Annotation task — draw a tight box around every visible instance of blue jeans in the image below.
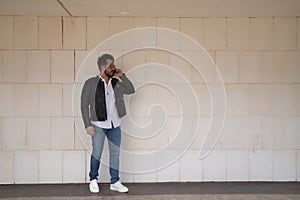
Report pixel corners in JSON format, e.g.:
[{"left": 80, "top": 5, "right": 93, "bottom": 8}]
[{"left": 89, "top": 125, "right": 121, "bottom": 183}]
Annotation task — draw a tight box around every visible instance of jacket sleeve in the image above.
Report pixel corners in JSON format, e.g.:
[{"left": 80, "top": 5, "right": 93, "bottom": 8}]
[
  {"left": 119, "top": 73, "right": 135, "bottom": 94},
  {"left": 81, "top": 80, "right": 92, "bottom": 128}
]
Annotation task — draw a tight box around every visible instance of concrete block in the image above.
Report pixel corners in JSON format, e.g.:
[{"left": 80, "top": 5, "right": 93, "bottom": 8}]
[
  {"left": 51, "top": 50, "right": 74, "bottom": 83},
  {"left": 203, "top": 18, "right": 226, "bottom": 50},
  {"left": 262, "top": 51, "right": 286, "bottom": 83},
  {"left": 26, "top": 117, "right": 51, "bottom": 150},
  {"left": 297, "top": 85, "right": 300, "bottom": 115},
  {"left": 250, "top": 150, "right": 272, "bottom": 181},
  {"left": 298, "top": 18, "right": 300, "bottom": 50},
  {"left": 75, "top": 50, "right": 89, "bottom": 78},
  {"left": 216, "top": 51, "right": 239, "bottom": 83},
  {"left": 203, "top": 150, "right": 226, "bottom": 181},
  {"left": 74, "top": 116, "right": 90, "bottom": 150},
  {"left": 2, "top": 117, "right": 26, "bottom": 150},
  {"left": 250, "top": 18, "right": 273, "bottom": 50},
  {"left": 227, "top": 18, "right": 249, "bottom": 50},
  {"left": 87, "top": 17, "right": 110, "bottom": 49},
  {"left": 168, "top": 53, "right": 192, "bottom": 83},
  {"left": 133, "top": 153, "right": 156, "bottom": 182},
  {"left": 249, "top": 84, "right": 273, "bottom": 115},
  {"left": 63, "top": 151, "right": 85, "bottom": 183},
  {"left": 157, "top": 17, "right": 180, "bottom": 30},
  {"left": 273, "top": 17, "right": 297, "bottom": 50},
  {"left": 0, "top": 118, "right": 2, "bottom": 150},
  {"left": 26, "top": 50, "right": 51, "bottom": 83},
  {"left": 219, "top": 117, "right": 261, "bottom": 149},
  {"left": 39, "top": 17, "right": 62, "bottom": 49},
  {"left": 109, "top": 17, "right": 134, "bottom": 50},
  {"left": 15, "top": 151, "right": 38, "bottom": 183},
  {"left": 2, "top": 50, "right": 26, "bottom": 83},
  {"left": 110, "top": 17, "right": 134, "bottom": 35},
  {"left": 297, "top": 150, "right": 300, "bottom": 181},
  {"left": 63, "top": 84, "right": 73, "bottom": 116},
  {"left": 180, "top": 150, "right": 202, "bottom": 181},
  {"left": 51, "top": 117, "right": 74, "bottom": 150},
  {"left": 121, "top": 116, "right": 169, "bottom": 151},
  {"left": 227, "top": 150, "right": 249, "bottom": 181},
  {"left": 133, "top": 17, "right": 156, "bottom": 27},
  {"left": 39, "top": 151, "right": 62, "bottom": 183},
  {"left": 145, "top": 49, "right": 169, "bottom": 65},
  {"left": 0, "top": 16, "right": 14, "bottom": 49},
  {"left": 262, "top": 117, "right": 285, "bottom": 150},
  {"left": 38, "top": 84, "right": 62, "bottom": 116},
  {"left": 0, "top": 151, "right": 14, "bottom": 184},
  {"left": 273, "top": 151, "right": 296, "bottom": 181},
  {"left": 180, "top": 18, "right": 203, "bottom": 46},
  {"left": 156, "top": 151, "right": 180, "bottom": 182},
  {"left": 157, "top": 18, "right": 180, "bottom": 50},
  {"left": 238, "top": 51, "right": 262, "bottom": 83},
  {"left": 286, "top": 51, "right": 300, "bottom": 83},
  {"left": 285, "top": 117, "right": 300, "bottom": 149},
  {"left": 122, "top": 50, "right": 146, "bottom": 71},
  {"left": 272, "top": 84, "right": 295, "bottom": 116},
  {"left": 14, "top": 84, "right": 38, "bottom": 116},
  {"left": 0, "top": 84, "right": 14, "bottom": 116},
  {"left": 63, "top": 17, "right": 86, "bottom": 49},
  {"left": 14, "top": 16, "right": 38, "bottom": 49},
  {"left": 226, "top": 84, "right": 249, "bottom": 116},
  {"left": 191, "top": 84, "right": 211, "bottom": 116}
]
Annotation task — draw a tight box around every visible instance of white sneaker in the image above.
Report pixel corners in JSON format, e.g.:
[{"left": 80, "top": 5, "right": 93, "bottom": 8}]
[
  {"left": 110, "top": 181, "right": 129, "bottom": 193},
  {"left": 89, "top": 179, "right": 99, "bottom": 193}
]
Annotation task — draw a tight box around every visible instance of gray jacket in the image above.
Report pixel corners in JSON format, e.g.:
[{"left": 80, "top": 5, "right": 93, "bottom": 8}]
[{"left": 81, "top": 74, "right": 135, "bottom": 128}]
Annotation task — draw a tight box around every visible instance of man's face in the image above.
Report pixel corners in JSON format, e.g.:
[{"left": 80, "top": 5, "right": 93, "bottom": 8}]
[{"left": 104, "top": 60, "right": 116, "bottom": 78}]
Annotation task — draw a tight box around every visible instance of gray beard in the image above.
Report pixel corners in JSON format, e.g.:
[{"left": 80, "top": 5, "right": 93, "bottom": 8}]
[{"left": 104, "top": 69, "right": 114, "bottom": 78}]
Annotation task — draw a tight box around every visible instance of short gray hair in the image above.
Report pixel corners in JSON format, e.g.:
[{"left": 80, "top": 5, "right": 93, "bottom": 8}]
[{"left": 97, "top": 54, "right": 114, "bottom": 69}]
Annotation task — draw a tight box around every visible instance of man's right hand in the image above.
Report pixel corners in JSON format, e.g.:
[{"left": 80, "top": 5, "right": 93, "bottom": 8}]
[{"left": 86, "top": 126, "right": 95, "bottom": 136}]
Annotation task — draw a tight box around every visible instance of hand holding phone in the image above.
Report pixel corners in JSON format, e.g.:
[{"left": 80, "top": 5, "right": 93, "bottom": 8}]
[{"left": 114, "top": 68, "right": 123, "bottom": 77}]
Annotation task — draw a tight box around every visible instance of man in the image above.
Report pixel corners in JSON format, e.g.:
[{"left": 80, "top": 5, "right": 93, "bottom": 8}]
[{"left": 81, "top": 54, "right": 135, "bottom": 193}]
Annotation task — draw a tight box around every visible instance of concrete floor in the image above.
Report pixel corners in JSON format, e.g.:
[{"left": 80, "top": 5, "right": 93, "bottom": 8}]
[{"left": 0, "top": 182, "right": 300, "bottom": 200}]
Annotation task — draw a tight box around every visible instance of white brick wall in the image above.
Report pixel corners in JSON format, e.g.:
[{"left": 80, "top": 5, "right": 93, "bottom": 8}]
[
  {"left": 250, "top": 150, "right": 273, "bottom": 181},
  {"left": 63, "top": 17, "right": 86, "bottom": 50},
  {"left": 238, "top": 51, "right": 262, "bottom": 83},
  {"left": 0, "top": 16, "right": 14, "bottom": 49},
  {"left": 250, "top": 18, "right": 273, "bottom": 50},
  {"left": 38, "top": 84, "right": 62, "bottom": 116},
  {"left": 38, "top": 17, "right": 62, "bottom": 49},
  {"left": 227, "top": 18, "right": 249, "bottom": 50},
  {"left": 39, "top": 151, "right": 63, "bottom": 183},
  {"left": 203, "top": 18, "right": 226, "bottom": 50},
  {"left": 87, "top": 17, "right": 110, "bottom": 50},
  {"left": 26, "top": 51, "right": 51, "bottom": 83},
  {"left": 14, "top": 16, "right": 38, "bottom": 49},
  {"left": 216, "top": 51, "right": 239, "bottom": 83},
  {"left": 2, "top": 118, "right": 26, "bottom": 150},
  {"left": 50, "top": 117, "right": 74, "bottom": 150},
  {"left": 0, "top": 151, "right": 14, "bottom": 184},
  {"left": 14, "top": 84, "right": 38, "bottom": 116},
  {"left": 26, "top": 117, "right": 51, "bottom": 150},
  {"left": 273, "top": 17, "right": 297, "bottom": 50},
  {"left": 226, "top": 150, "right": 249, "bottom": 181},
  {"left": 0, "top": 84, "right": 14, "bottom": 116},
  {"left": 0, "top": 15, "right": 299, "bottom": 184},
  {"left": 51, "top": 50, "right": 74, "bottom": 83},
  {"left": 2, "top": 51, "right": 26, "bottom": 83},
  {"left": 15, "top": 151, "right": 39, "bottom": 183},
  {"left": 62, "top": 151, "right": 85, "bottom": 183}
]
